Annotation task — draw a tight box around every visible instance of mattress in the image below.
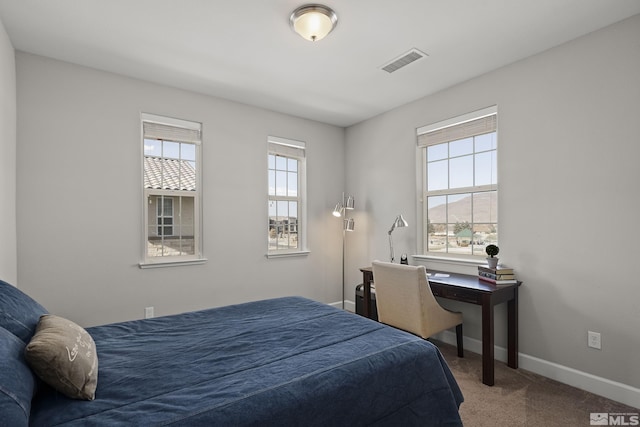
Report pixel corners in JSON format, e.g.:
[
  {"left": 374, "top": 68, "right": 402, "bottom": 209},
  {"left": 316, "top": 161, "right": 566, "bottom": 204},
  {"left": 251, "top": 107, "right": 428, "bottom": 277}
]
[{"left": 30, "top": 296, "right": 463, "bottom": 426}]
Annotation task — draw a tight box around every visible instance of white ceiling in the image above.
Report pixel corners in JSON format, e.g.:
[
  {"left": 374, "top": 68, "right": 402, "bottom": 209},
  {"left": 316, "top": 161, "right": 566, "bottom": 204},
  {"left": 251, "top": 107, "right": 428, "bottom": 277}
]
[{"left": 1, "top": 1, "right": 639, "bottom": 127}]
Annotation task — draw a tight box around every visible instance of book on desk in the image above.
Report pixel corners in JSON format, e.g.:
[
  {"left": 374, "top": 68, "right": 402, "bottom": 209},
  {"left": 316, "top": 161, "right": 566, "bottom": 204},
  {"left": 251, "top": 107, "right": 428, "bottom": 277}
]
[{"left": 478, "top": 266, "right": 518, "bottom": 285}]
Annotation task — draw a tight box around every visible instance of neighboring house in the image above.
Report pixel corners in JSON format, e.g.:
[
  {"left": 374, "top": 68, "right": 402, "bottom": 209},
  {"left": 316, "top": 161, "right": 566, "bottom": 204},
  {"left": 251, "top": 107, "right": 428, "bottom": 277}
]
[
  {"left": 143, "top": 156, "right": 196, "bottom": 240},
  {"left": 454, "top": 228, "right": 473, "bottom": 247}
]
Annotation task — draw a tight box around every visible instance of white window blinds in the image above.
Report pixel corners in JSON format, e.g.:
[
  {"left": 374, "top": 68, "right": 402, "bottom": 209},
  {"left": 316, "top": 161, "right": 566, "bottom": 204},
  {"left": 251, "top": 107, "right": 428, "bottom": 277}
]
[
  {"left": 142, "top": 113, "right": 202, "bottom": 144},
  {"left": 417, "top": 106, "right": 497, "bottom": 147},
  {"left": 268, "top": 136, "right": 306, "bottom": 158}
]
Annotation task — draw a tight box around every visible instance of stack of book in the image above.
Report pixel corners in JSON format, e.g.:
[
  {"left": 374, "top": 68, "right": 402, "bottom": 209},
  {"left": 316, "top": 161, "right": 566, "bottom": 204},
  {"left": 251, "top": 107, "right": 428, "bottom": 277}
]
[{"left": 478, "top": 265, "right": 518, "bottom": 285}]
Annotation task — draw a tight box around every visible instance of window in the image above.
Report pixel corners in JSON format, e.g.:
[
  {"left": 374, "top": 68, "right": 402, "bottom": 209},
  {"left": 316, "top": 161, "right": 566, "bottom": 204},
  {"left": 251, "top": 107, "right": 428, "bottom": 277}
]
[
  {"left": 141, "top": 113, "right": 203, "bottom": 266},
  {"left": 157, "top": 196, "right": 173, "bottom": 236},
  {"left": 267, "top": 137, "right": 307, "bottom": 256},
  {"left": 417, "top": 106, "right": 497, "bottom": 258}
]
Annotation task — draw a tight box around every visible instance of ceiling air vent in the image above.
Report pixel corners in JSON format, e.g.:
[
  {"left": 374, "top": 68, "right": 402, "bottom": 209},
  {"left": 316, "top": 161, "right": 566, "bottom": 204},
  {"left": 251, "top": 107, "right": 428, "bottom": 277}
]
[{"left": 380, "top": 48, "right": 428, "bottom": 73}]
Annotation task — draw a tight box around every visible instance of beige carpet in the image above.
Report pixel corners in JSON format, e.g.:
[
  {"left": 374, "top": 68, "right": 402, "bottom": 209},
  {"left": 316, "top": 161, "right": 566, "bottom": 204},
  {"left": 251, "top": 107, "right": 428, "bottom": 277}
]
[{"left": 434, "top": 340, "right": 638, "bottom": 426}]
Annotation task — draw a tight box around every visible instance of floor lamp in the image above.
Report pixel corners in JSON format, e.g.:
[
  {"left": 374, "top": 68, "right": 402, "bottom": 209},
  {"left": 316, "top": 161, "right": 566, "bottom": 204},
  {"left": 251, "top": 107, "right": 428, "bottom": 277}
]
[
  {"left": 333, "top": 193, "right": 354, "bottom": 309},
  {"left": 388, "top": 214, "right": 408, "bottom": 263}
]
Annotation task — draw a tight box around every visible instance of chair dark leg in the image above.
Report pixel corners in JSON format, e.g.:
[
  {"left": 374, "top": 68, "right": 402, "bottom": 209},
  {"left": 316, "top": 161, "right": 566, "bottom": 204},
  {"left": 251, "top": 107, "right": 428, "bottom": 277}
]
[{"left": 456, "top": 323, "right": 464, "bottom": 358}]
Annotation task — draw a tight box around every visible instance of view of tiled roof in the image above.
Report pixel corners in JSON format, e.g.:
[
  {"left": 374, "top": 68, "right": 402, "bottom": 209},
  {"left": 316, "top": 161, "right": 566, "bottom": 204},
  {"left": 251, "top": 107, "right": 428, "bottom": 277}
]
[{"left": 144, "top": 156, "right": 196, "bottom": 191}]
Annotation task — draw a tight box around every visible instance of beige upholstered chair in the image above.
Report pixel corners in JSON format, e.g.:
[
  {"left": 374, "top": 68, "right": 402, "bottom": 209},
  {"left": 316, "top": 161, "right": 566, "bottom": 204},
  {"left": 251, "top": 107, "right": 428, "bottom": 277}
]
[{"left": 371, "top": 261, "right": 464, "bottom": 357}]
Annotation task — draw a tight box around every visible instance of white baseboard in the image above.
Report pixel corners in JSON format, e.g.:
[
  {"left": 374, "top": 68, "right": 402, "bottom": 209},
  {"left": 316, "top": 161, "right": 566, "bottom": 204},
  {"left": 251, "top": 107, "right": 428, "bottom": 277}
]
[
  {"left": 328, "top": 301, "right": 639, "bottom": 407},
  {"left": 330, "top": 299, "right": 355, "bottom": 312},
  {"left": 436, "top": 330, "right": 640, "bottom": 409}
]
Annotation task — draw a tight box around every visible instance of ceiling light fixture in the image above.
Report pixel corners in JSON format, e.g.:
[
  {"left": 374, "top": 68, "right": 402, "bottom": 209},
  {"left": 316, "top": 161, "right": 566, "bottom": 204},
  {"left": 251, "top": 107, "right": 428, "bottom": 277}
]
[{"left": 290, "top": 4, "right": 338, "bottom": 42}]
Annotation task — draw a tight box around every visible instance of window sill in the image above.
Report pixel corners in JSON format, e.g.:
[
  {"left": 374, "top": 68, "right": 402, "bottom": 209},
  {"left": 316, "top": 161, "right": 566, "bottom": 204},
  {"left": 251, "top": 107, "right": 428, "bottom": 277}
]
[
  {"left": 412, "top": 254, "right": 485, "bottom": 267},
  {"left": 139, "top": 258, "right": 208, "bottom": 269},
  {"left": 266, "top": 250, "right": 310, "bottom": 259}
]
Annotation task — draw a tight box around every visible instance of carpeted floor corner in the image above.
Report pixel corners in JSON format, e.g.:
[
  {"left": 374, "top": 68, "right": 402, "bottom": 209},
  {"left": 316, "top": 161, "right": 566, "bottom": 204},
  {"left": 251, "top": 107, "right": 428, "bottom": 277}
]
[{"left": 433, "top": 340, "right": 638, "bottom": 426}]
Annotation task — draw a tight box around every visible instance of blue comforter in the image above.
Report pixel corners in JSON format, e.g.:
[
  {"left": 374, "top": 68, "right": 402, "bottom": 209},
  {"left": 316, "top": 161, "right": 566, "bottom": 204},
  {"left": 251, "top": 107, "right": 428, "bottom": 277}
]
[{"left": 30, "top": 297, "right": 463, "bottom": 426}]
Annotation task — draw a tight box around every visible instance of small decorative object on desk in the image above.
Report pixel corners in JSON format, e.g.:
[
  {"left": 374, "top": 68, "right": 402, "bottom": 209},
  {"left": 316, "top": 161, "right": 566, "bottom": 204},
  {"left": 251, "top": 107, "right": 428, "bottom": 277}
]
[
  {"left": 478, "top": 265, "right": 517, "bottom": 285},
  {"left": 485, "top": 244, "right": 499, "bottom": 269}
]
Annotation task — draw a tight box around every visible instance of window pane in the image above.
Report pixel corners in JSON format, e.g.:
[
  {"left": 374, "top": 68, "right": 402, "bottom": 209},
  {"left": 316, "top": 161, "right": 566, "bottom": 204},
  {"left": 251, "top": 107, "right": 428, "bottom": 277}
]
[
  {"left": 177, "top": 196, "right": 195, "bottom": 240},
  {"left": 473, "top": 191, "right": 497, "bottom": 223},
  {"left": 268, "top": 201, "right": 277, "bottom": 250},
  {"left": 447, "top": 193, "right": 471, "bottom": 223},
  {"left": 268, "top": 198, "right": 298, "bottom": 251},
  {"left": 427, "top": 196, "right": 447, "bottom": 223},
  {"left": 163, "top": 141, "right": 180, "bottom": 159},
  {"left": 287, "top": 172, "right": 298, "bottom": 197},
  {"left": 163, "top": 197, "right": 173, "bottom": 216},
  {"left": 473, "top": 224, "right": 497, "bottom": 255},
  {"left": 475, "top": 151, "right": 496, "bottom": 186},
  {"left": 484, "top": 226, "right": 498, "bottom": 246},
  {"left": 277, "top": 200, "right": 288, "bottom": 217},
  {"left": 268, "top": 154, "right": 275, "bottom": 169},
  {"left": 276, "top": 201, "right": 290, "bottom": 249},
  {"left": 427, "top": 224, "right": 447, "bottom": 252},
  {"left": 276, "top": 155, "right": 287, "bottom": 171},
  {"left": 289, "top": 201, "right": 298, "bottom": 219},
  {"left": 427, "top": 143, "right": 448, "bottom": 162},
  {"left": 147, "top": 195, "right": 195, "bottom": 257},
  {"left": 160, "top": 226, "right": 173, "bottom": 235},
  {"left": 449, "top": 155, "right": 473, "bottom": 188},
  {"left": 275, "top": 171, "right": 287, "bottom": 196},
  {"left": 475, "top": 132, "right": 496, "bottom": 152},
  {"left": 427, "top": 159, "right": 448, "bottom": 191},
  {"left": 449, "top": 223, "right": 472, "bottom": 255},
  {"left": 268, "top": 170, "right": 275, "bottom": 196},
  {"left": 144, "top": 139, "right": 161, "bottom": 156},
  {"left": 157, "top": 196, "right": 173, "bottom": 216},
  {"left": 472, "top": 224, "right": 486, "bottom": 256},
  {"left": 288, "top": 158, "right": 297, "bottom": 172},
  {"left": 288, "top": 201, "right": 298, "bottom": 249},
  {"left": 449, "top": 137, "right": 473, "bottom": 157},
  {"left": 181, "top": 143, "right": 196, "bottom": 162}
]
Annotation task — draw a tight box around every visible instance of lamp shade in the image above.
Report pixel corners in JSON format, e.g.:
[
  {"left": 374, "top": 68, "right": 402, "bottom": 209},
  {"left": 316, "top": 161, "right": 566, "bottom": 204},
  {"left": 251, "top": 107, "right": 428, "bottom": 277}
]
[
  {"left": 393, "top": 214, "right": 408, "bottom": 230},
  {"left": 332, "top": 203, "right": 342, "bottom": 217},
  {"left": 389, "top": 214, "right": 408, "bottom": 234},
  {"left": 344, "top": 218, "right": 355, "bottom": 232},
  {"left": 345, "top": 195, "right": 354, "bottom": 210},
  {"left": 290, "top": 5, "right": 338, "bottom": 41}
]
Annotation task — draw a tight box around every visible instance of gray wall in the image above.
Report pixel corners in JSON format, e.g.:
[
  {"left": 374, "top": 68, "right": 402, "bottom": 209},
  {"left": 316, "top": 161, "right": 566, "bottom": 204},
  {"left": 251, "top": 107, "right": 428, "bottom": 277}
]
[
  {"left": 16, "top": 53, "right": 345, "bottom": 327},
  {"left": 345, "top": 14, "right": 640, "bottom": 389},
  {"left": 0, "top": 17, "right": 16, "bottom": 284}
]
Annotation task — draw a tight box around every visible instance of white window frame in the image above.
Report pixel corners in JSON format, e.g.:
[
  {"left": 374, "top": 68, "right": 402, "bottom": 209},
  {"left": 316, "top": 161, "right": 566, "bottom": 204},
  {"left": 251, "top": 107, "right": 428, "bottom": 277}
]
[
  {"left": 139, "top": 113, "right": 205, "bottom": 268},
  {"left": 415, "top": 106, "right": 498, "bottom": 262},
  {"left": 267, "top": 136, "right": 308, "bottom": 258}
]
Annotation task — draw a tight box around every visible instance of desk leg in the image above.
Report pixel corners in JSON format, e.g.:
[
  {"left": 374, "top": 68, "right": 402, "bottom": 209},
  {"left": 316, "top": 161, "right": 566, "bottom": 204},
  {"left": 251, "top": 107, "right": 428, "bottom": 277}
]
[
  {"left": 363, "top": 282, "right": 371, "bottom": 319},
  {"left": 481, "top": 296, "right": 495, "bottom": 386},
  {"left": 507, "top": 288, "right": 519, "bottom": 369},
  {"left": 362, "top": 270, "right": 373, "bottom": 319}
]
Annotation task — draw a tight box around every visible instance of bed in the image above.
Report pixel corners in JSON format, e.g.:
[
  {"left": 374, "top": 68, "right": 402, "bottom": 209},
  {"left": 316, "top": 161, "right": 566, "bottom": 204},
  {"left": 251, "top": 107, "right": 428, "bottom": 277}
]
[{"left": 1, "top": 279, "right": 463, "bottom": 426}]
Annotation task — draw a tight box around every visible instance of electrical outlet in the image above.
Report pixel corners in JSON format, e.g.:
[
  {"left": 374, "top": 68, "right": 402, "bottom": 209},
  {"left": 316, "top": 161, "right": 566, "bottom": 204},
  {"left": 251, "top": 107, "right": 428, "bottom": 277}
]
[
  {"left": 588, "top": 331, "right": 601, "bottom": 349},
  {"left": 144, "top": 306, "right": 154, "bottom": 319}
]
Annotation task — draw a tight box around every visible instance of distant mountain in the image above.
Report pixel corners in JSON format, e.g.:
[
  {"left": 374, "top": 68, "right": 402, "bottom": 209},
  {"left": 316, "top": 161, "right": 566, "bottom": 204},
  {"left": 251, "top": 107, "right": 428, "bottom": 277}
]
[{"left": 428, "top": 192, "right": 496, "bottom": 225}]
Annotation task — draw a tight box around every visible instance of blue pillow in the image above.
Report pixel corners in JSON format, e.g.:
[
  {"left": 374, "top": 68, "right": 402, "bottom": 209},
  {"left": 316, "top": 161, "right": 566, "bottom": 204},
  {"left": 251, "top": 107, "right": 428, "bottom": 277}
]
[
  {"left": 0, "top": 327, "right": 37, "bottom": 426},
  {"left": 0, "top": 280, "right": 48, "bottom": 343}
]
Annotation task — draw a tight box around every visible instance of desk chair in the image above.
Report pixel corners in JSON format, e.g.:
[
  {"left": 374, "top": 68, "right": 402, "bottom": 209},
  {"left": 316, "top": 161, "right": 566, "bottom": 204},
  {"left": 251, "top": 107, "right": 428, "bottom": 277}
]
[{"left": 371, "top": 261, "right": 464, "bottom": 357}]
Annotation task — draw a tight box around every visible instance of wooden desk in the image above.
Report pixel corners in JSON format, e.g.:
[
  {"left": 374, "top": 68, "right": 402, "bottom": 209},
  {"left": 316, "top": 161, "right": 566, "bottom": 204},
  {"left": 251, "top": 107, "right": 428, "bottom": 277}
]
[{"left": 359, "top": 266, "right": 521, "bottom": 386}]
